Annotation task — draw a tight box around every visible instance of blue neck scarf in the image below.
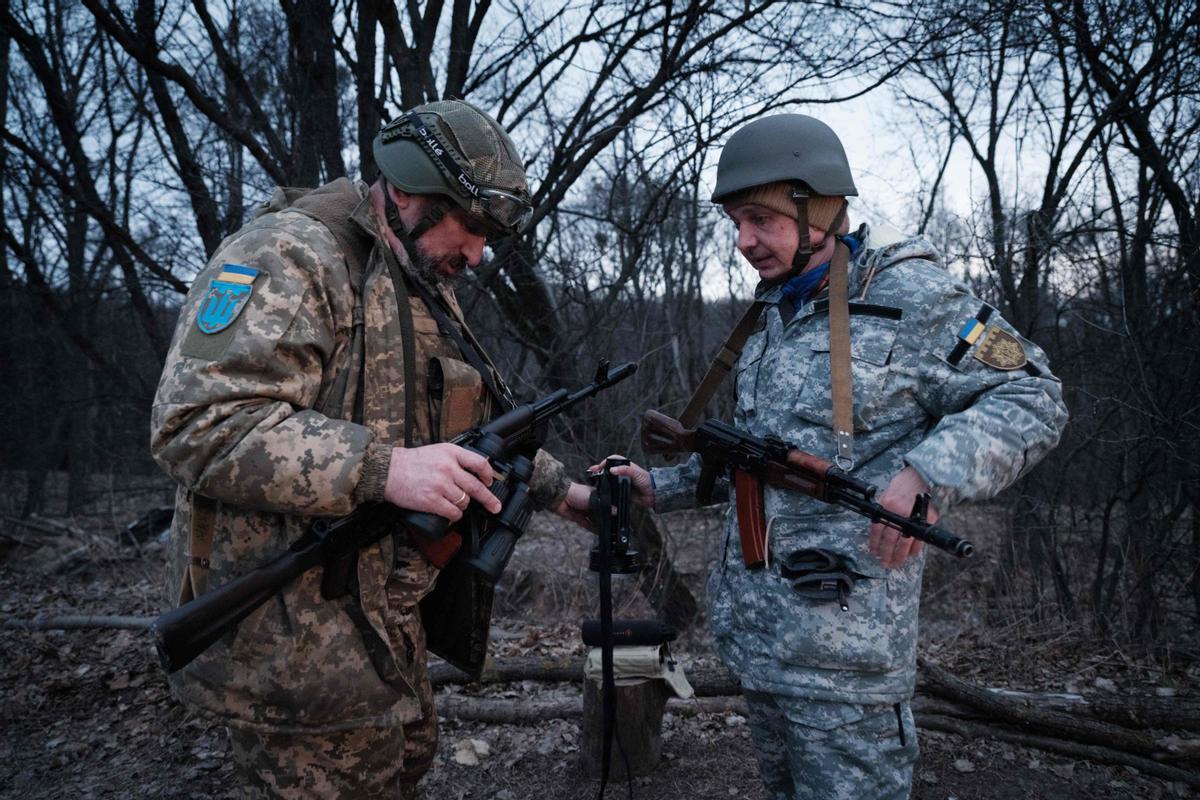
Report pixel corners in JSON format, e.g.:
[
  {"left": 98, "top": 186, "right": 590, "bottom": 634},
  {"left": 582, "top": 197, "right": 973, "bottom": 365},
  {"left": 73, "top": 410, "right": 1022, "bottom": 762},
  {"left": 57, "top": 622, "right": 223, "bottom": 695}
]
[
  {"left": 781, "top": 262, "right": 830, "bottom": 309},
  {"left": 779, "top": 234, "right": 863, "bottom": 310}
]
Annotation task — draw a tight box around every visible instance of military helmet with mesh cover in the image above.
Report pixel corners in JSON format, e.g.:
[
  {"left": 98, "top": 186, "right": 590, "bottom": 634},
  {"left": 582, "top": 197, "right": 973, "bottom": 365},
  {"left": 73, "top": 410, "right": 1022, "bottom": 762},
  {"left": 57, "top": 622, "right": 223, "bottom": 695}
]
[
  {"left": 711, "top": 114, "right": 858, "bottom": 202},
  {"left": 373, "top": 100, "right": 533, "bottom": 235}
]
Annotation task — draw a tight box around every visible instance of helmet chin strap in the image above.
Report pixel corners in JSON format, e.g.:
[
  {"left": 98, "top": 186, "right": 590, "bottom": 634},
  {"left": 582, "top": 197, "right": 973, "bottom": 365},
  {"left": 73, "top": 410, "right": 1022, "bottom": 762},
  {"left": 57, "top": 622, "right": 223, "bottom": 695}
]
[
  {"left": 776, "top": 186, "right": 847, "bottom": 284},
  {"left": 790, "top": 184, "right": 813, "bottom": 273},
  {"left": 383, "top": 180, "right": 453, "bottom": 243}
]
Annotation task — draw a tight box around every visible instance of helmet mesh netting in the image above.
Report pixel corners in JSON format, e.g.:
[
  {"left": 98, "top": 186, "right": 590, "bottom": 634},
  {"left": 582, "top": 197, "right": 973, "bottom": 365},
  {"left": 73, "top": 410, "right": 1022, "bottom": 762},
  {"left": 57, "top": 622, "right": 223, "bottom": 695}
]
[{"left": 421, "top": 100, "right": 528, "bottom": 217}]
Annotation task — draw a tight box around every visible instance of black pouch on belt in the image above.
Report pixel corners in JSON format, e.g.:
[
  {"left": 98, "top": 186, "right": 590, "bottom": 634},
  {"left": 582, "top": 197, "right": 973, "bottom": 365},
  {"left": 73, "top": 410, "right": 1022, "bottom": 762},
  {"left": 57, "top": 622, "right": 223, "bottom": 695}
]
[{"left": 780, "top": 548, "right": 862, "bottom": 611}]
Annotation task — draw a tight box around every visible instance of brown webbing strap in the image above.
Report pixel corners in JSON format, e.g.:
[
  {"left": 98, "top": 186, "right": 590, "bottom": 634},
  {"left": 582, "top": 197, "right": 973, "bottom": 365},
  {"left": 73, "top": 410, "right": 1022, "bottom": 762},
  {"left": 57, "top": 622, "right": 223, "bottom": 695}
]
[
  {"left": 678, "top": 300, "right": 767, "bottom": 428},
  {"left": 382, "top": 248, "right": 419, "bottom": 446},
  {"left": 827, "top": 201, "right": 854, "bottom": 469},
  {"left": 178, "top": 494, "right": 217, "bottom": 605}
]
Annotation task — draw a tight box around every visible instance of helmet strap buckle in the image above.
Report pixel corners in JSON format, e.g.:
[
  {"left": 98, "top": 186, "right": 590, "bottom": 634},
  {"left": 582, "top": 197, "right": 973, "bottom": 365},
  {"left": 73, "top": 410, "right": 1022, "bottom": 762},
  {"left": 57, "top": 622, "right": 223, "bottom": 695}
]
[{"left": 790, "top": 184, "right": 813, "bottom": 272}]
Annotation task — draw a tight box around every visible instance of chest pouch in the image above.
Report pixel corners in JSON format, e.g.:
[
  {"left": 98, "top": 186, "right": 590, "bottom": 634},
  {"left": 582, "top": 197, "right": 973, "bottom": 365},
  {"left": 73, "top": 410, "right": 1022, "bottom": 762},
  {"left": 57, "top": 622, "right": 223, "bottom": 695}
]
[{"left": 428, "top": 355, "right": 486, "bottom": 442}]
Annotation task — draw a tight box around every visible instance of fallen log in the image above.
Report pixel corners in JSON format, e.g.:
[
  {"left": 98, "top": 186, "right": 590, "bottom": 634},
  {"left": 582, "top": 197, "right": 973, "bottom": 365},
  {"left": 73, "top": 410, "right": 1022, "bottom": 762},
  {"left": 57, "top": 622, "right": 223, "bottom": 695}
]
[
  {"left": 436, "top": 693, "right": 750, "bottom": 724},
  {"left": 429, "top": 656, "right": 741, "bottom": 697},
  {"left": 1, "top": 615, "right": 152, "bottom": 631},
  {"left": 0, "top": 515, "right": 83, "bottom": 537},
  {"left": 430, "top": 655, "right": 581, "bottom": 687},
  {"left": 975, "top": 687, "right": 1200, "bottom": 733},
  {"left": 919, "top": 658, "right": 1197, "bottom": 761},
  {"left": 917, "top": 713, "right": 1200, "bottom": 789}
]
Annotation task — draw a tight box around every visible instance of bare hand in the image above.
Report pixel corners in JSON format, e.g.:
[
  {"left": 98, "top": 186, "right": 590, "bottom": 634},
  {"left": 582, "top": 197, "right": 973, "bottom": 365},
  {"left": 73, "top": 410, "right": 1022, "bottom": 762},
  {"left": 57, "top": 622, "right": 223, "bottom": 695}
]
[
  {"left": 868, "top": 466, "right": 934, "bottom": 569},
  {"left": 588, "top": 454, "right": 655, "bottom": 509},
  {"left": 382, "top": 444, "right": 501, "bottom": 521},
  {"left": 553, "top": 482, "right": 597, "bottom": 531}
]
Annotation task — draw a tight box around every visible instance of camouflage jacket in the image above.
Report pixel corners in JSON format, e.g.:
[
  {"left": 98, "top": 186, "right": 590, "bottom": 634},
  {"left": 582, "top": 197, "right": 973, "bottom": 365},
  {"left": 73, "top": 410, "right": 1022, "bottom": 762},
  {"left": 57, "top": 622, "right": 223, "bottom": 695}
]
[
  {"left": 651, "top": 223, "right": 1068, "bottom": 703},
  {"left": 151, "top": 178, "right": 569, "bottom": 731}
]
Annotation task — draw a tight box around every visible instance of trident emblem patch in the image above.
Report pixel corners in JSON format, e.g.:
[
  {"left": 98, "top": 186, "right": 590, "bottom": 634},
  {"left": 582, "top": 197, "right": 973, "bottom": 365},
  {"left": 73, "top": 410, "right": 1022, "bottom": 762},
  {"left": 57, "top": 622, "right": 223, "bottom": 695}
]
[{"left": 196, "top": 264, "right": 259, "bottom": 334}]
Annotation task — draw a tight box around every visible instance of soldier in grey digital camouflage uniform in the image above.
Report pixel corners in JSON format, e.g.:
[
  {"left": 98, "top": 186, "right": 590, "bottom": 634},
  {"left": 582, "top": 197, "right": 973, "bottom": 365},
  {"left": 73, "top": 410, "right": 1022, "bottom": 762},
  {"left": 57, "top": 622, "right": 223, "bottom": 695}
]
[
  {"left": 592, "top": 115, "right": 1069, "bottom": 798},
  {"left": 151, "top": 100, "right": 573, "bottom": 798}
]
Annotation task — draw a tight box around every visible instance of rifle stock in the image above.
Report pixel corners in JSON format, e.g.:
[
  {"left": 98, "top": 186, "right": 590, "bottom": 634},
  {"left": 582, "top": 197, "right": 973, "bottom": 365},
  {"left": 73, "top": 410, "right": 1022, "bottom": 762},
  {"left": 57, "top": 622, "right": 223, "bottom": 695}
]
[
  {"left": 153, "top": 540, "right": 323, "bottom": 673},
  {"left": 640, "top": 409, "right": 696, "bottom": 454}
]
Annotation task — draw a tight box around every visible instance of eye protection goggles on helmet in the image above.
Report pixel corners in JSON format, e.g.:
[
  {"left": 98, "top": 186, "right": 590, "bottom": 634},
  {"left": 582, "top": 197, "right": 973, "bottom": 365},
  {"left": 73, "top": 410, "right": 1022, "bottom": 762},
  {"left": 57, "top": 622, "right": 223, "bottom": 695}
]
[{"left": 395, "top": 111, "right": 534, "bottom": 236}]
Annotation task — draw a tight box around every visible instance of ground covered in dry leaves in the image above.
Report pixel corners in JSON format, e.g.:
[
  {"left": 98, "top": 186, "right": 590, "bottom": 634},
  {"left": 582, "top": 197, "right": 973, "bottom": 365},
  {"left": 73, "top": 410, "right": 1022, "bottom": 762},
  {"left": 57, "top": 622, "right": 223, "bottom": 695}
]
[{"left": 1, "top": 482, "right": 1197, "bottom": 799}]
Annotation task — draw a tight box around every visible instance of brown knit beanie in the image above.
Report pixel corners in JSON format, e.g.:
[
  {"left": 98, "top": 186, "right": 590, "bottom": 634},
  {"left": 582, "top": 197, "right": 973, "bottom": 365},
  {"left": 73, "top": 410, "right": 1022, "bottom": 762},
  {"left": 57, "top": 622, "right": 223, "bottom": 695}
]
[{"left": 723, "top": 181, "right": 849, "bottom": 234}]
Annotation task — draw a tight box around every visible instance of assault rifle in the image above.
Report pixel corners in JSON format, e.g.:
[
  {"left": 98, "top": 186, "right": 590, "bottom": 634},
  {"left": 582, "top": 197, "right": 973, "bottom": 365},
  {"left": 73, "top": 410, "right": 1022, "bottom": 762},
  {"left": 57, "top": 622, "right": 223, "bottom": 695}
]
[
  {"left": 640, "top": 410, "right": 974, "bottom": 568},
  {"left": 152, "top": 361, "right": 636, "bottom": 673}
]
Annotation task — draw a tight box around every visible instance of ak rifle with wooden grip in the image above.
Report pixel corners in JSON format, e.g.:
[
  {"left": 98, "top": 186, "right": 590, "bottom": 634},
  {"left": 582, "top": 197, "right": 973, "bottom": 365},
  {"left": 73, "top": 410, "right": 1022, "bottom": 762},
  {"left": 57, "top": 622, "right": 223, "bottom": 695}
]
[
  {"left": 640, "top": 410, "right": 975, "bottom": 568},
  {"left": 152, "top": 361, "right": 637, "bottom": 674}
]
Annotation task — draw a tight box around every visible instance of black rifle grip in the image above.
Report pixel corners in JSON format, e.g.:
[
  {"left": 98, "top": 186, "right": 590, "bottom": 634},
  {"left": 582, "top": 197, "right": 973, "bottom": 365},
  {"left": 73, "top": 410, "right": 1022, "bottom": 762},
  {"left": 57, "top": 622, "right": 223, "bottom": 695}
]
[
  {"left": 320, "top": 549, "right": 358, "bottom": 599},
  {"left": 696, "top": 458, "right": 719, "bottom": 504}
]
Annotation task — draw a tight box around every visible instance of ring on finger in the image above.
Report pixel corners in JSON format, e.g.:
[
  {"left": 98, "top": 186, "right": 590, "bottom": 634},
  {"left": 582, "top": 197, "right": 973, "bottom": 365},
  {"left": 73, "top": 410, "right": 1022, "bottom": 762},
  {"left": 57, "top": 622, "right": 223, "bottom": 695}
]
[{"left": 454, "top": 489, "right": 469, "bottom": 508}]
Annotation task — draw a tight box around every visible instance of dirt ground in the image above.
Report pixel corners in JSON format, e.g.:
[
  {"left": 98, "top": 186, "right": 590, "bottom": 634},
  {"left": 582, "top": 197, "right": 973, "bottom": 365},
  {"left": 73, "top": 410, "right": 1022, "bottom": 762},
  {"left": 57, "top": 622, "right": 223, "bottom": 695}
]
[{"left": 1, "top": 480, "right": 1197, "bottom": 799}]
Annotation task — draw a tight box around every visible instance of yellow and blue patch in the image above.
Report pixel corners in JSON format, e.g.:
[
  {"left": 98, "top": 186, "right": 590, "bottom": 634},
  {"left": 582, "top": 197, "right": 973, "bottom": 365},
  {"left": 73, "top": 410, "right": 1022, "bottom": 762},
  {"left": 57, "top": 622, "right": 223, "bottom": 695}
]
[
  {"left": 958, "top": 318, "right": 985, "bottom": 345},
  {"left": 196, "top": 264, "right": 260, "bottom": 334},
  {"left": 946, "top": 304, "right": 995, "bottom": 366}
]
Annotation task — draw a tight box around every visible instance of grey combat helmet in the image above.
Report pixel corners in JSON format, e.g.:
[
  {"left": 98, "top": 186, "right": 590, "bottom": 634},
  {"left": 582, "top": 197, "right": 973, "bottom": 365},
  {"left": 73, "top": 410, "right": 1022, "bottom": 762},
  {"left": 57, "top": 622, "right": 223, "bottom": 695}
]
[
  {"left": 373, "top": 100, "right": 533, "bottom": 238},
  {"left": 711, "top": 114, "right": 858, "bottom": 201},
  {"left": 713, "top": 114, "right": 858, "bottom": 273}
]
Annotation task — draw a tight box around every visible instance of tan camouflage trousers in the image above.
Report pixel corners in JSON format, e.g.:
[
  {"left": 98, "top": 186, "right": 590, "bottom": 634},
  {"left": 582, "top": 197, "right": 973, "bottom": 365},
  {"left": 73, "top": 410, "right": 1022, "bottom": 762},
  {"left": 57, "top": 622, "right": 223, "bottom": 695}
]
[{"left": 228, "top": 565, "right": 439, "bottom": 798}]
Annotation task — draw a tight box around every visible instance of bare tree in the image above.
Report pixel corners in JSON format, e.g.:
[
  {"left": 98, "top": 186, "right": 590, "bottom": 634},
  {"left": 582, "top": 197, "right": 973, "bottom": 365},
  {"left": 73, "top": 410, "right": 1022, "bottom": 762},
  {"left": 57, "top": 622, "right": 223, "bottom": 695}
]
[{"left": 891, "top": 0, "right": 1199, "bottom": 643}]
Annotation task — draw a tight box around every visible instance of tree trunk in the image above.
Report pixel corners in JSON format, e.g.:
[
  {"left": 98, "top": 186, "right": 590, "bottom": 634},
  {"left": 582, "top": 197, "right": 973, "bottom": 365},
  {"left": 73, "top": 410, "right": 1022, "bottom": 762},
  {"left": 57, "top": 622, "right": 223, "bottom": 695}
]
[
  {"left": 580, "top": 677, "right": 668, "bottom": 779},
  {"left": 281, "top": 0, "right": 345, "bottom": 185}
]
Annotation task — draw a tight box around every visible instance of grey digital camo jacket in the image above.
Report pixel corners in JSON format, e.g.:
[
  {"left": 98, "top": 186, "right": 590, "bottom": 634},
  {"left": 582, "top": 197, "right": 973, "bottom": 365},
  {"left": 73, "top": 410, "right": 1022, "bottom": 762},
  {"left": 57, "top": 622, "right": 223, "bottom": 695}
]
[
  {"left": 151, "top": 179, "right": 569, "bottom": 733},
  {"left": 651, "top": 223, "right": 1068, "bottom": 704}
]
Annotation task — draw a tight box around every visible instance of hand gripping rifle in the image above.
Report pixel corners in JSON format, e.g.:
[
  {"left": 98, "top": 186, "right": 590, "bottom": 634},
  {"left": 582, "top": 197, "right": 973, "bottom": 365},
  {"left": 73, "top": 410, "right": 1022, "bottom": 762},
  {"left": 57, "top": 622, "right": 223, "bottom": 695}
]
[
  {"left": 640, "top": 410, "right": 974, "bottom": 569},
  {"left": 152, "top": 361, "right": 636, "bottom": 673}
]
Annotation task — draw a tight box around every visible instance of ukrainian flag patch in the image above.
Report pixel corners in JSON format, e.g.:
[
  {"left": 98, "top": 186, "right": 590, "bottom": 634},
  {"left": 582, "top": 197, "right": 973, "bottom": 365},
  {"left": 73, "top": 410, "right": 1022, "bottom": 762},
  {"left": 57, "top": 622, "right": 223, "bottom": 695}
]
[
  {"left": 196, "top": 264, "right": 260, "bottom": 334},
  {"left": 958, "top": 319, "right": 985, "bottom": 344}
]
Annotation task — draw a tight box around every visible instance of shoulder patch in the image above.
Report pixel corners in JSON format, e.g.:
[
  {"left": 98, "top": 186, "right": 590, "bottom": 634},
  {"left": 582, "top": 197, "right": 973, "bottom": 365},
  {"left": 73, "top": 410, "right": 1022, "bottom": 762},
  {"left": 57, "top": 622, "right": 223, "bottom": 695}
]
[
  {"left": 196, "top": 264, "right": 260, "bottom": 334},
  {"left": 946, "top": 305, "right": 994, "bottom": 366},
  {"left": 973, "top": 325, "right": 1028, "bottom": 370}
]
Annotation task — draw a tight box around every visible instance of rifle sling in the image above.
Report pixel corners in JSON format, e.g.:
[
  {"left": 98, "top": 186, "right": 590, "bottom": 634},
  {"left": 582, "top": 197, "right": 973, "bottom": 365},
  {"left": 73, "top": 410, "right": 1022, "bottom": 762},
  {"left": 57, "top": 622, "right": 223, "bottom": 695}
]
[
  {"left": 678, "top": 300, "right": 767, "bottom": 428},
  {"left": 387, "top": 214, "right": 515, "bottom": 415},
  {"left": 827, "top": 202, "right": 855, "bottom": 468},
  {"left": 381, "top": 247, "right": 419, "bottom": 444},
  {"left": 177, "top": 493, "right": 217, "bottom": 605}
]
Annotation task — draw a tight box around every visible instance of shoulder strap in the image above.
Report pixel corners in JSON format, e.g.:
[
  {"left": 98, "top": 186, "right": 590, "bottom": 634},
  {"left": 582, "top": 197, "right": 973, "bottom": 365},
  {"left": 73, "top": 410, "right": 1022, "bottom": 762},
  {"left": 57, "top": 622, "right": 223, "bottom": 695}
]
[
  {"left": 382, "top": 248, "right": 419, "bottom": 444},
  {"left": 828, "top": 219, "right": 855, "bottom": 469},
  {"left": 678, "top": 300, "right": 767, "bottom": 428},
  {"left": 284, "top": 181, "right": 419, "bottom": 442}
]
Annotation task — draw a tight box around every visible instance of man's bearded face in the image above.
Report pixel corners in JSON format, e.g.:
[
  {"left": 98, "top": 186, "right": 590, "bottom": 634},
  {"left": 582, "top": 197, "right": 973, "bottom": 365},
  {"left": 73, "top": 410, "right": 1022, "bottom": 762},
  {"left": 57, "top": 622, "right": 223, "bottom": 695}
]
[{"left": 412, "top": 205, "right": 487, "bottom": 283}]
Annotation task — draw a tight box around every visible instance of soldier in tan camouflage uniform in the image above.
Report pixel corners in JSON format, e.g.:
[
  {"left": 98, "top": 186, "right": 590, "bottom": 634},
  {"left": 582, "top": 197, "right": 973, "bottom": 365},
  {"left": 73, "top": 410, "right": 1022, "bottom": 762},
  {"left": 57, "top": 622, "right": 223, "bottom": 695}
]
[
  {"left": 151, "top": 100, "right": 572, "bottom": 798},
  {"left": 580, "top": 115, "right": 1069, "bottom": 798}
]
